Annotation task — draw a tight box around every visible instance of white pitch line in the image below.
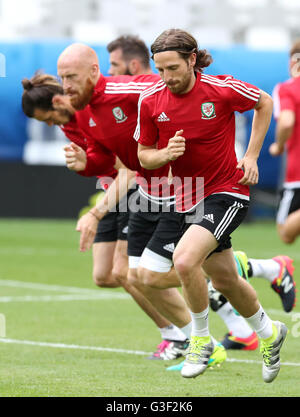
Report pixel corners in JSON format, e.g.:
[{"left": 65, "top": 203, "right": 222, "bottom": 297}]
[
  {"left": 0, "top": 294, "right": 130, "bottom": 303},
  {"left": 0, "top": 338, "right": 299, "bottom": 367},
  {"left": 0, "top": 279, "right": 130, "bottom": 300},
  {"left": 0, "top": 338, "right": 149, "bottom": 356}
]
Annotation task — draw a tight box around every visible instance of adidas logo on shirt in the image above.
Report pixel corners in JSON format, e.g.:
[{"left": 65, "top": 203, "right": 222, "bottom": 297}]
[
  {"left": 163, "top": 242, "right": 175, "bottom": 253},
  {"left": 157, "top": 112, "right": 170, "bottom": 122},
  {"left": 89, "top": 118, "right": 96, "bottom": 127},
  {"left": 203, "top": 214, "right": 214, "bottom": 224}
]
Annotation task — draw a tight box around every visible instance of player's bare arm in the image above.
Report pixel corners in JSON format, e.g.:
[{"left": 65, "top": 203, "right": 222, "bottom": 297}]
[
  {"left": 237, "top": 90, "right": 273, "bottom": 185},
  {"left": 138, "top": 130, "right": 185, "bottom": 169},
  {"left": 269, "top": 109, "right": 295, "bottom": 156},
  {"left": 77, "top": 163, "right": 136, "bottom": 252}
]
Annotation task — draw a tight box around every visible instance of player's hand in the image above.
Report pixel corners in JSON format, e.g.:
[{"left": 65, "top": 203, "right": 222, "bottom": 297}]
[
  {"left": 76, "top": 212, "right": 99, "bottom": 252},
  {"left": 167, "top": 130, "right": 186, "bottom": 161},
  {"left": 64, "top": 142, "right": 87, "bottom": 171},
  {"left": 269, "top": 142, "right": 284, "bottom": 156},
  {"left": 237, "top": 156, "right": 259, "bottom": 185}
]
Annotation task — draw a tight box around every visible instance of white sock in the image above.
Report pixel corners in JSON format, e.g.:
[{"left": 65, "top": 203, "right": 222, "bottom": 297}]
[
  {"left": 180, "top": 322, "right": 192, "bottom": 340},
  {"left": 244, "top": 305, "right": 273, "bottom": 339},
  {"left": 190, "top": 307, "right": 210, "bottom": 337},
  {"left": 217, "top": 302, "right": 253, "bottom": 338},
  {"left": 249, "top": 259, "right": 280, "bottom": 283},
  {"left": 159, "top": 324, "right": 187, "bottom": 341}
]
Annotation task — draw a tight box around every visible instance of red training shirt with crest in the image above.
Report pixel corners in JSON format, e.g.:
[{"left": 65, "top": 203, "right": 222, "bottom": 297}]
[
  {"left": 134, "top": 73, "right": 260, "bottom": 212},
  {"left": 75, "top": 74, "right": 175, "bottom": 201}
]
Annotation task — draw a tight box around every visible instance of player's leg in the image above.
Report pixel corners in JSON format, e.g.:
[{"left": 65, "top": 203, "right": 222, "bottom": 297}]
[
  {"left": 204, "top": 249, "right": 288, "bottom": 383},
  {"left": 173, "top": 224, "right": 223, "bottom": 377},
  {"left": 175, "top": 194, "right": 287, "bottom": 381},
  {"left": 244, "top": 252, "right": 296, "bottom": 313},
  {"left": 127, "top": 207, "right": 190, "bottom": 359},
  {"left": 139, "top": 209, "right": 255, "bottom": 354},
  {"left": 232, "top": 187, "right": 297, "bottom": 312},
  {"left": 134, "top": 208, "right": 192, "bottom": 331},
  {"left": 276, "top": 188, "right": 300, "bottom": 244},
  {"left": 92, "top": 211, "right": 121, "bottom": 288},
  {"left": 137, "top": 209, "right": 182, "bottom": 290},
  {"left": 207, "top": 279, "right": 258, "bottom": 351}
]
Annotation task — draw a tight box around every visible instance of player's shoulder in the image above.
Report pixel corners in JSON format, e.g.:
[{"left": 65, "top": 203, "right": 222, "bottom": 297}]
[
  {"left": 200, "top": 73, "right": 234, "bottom": 84},
  {"left": 200, "top": 73, "right": 256, "bottom": 88},
  {"left": 278, "top": 77, "right": 299, "bottom": 93},
  {"left": 138, "top": 78, "right": 167, "bottom": 105},
  {"left": 104, "top": 74, "right": 160, "bottom": 88}
]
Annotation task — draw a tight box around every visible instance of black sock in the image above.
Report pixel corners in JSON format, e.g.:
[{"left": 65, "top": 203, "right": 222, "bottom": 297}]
[{"left": 247, "top": 261, "right": 253, "bottom": 278}]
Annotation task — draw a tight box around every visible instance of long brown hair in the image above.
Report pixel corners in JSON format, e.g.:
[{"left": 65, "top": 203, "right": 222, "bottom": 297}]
[
  {"left": 22, "top": 72, "right": 63, "bottom": 117},
  {"left": 151, "top": 28, "right": 212, "bottom": 72}
]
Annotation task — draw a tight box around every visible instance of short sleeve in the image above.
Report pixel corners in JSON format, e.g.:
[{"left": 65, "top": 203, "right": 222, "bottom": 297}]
[
  {"left": 226, "top": 76, "right": 261, "bottom": 113},
  {"left": 274, "top": 83, "right": 296, "bottom": 117}
]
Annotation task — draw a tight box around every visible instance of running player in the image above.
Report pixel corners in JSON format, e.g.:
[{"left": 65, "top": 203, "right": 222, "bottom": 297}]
[
  {"left": 107, "top": 35, "right": 152, "bottom": 76},
  {"left": 136, "top": 28, "right": 288, "bottom": 382},
  {"left": 21, "top": 72, "right": 191, "bottom": 355},
  {"left": 270, "top": 39, "right": 300, "bottom": 248}
]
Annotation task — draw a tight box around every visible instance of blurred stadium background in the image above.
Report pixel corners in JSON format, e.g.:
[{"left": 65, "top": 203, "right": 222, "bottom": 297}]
[{"left": 1, "top": 0, "right": 300, "bottom": 219}]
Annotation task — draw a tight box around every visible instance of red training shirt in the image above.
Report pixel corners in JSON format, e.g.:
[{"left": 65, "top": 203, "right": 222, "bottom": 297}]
[
  {"left": 76, "top": 74, "right": 175, "bottom": 202},
  {"left": 273, "top": 76, "right": 300, "bottom": 187},
  {"left": 134, "top": 73, "right": 260, "bottom": 212}
]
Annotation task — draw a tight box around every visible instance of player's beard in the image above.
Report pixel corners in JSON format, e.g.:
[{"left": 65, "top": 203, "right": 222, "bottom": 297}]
[
  {"left": 167, "top": 67, "right": 194, "bottom": 95},
  {"left": 70, "top": 77, "right": 95, "bottom": 110}
]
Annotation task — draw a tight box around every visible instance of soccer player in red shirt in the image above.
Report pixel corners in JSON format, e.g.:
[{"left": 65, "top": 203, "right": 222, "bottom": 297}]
[
  {"left": 136, "top": 28, "right": 288, "bottom": 382},
  {"left": 21, "top": 72, "right": 189, "bottom": 349},
  {"left": 21, "top": 67, "right": 195, "bottom": 360},
  {"left": 107, "top": 35, "right": 153, "bottom": 77},
  {"left": 271, "top": 39, "right": 300, "bottom": 247}
]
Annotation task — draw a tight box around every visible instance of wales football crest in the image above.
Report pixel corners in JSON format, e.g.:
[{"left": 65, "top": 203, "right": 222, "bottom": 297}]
[
  {"left": 112, "top": 106, "right": 128, "bottom": 123},
  {"left": 201, "top": 102, "right": 216, "bottom": 119}
]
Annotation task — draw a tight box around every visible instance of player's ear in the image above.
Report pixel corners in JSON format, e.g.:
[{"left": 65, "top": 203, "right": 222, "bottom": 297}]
[
  {"left": 52, "top": 94, "right": 65, "bottom": 107},
  {"left": 189, "top": 53, "right": 197, "bottom": 69},
  {"left": 90, "top": 64, "right": 99, "bottom": 79},
  {"left": 128, "top": 59, "right": 139, "bottom": 76}
]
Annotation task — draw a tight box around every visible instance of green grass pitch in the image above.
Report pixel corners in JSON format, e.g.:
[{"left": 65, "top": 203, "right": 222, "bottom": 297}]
[{"left": 0, "top": 218, "right": 299, "bottom": 397}]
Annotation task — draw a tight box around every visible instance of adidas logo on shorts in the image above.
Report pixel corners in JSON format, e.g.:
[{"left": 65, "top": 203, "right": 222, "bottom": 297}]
[
  {"left": 203, "top": 213, "right": 214, "bottom": 224},
  {"left": 163, "top": 243, "right": 175, "bottom": 253}
]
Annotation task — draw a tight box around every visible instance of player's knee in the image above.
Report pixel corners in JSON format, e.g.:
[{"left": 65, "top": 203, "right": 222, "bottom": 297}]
[
  {"left": 127, "top": 269, "right": 140, "bottom": 288},
  {"left": 210, "top": 273, "right": 238, "bottom": 297},
  {"left": 173, "top": 252, "right": 193, "bottom": 278},
  {"left": 92, "top": 270, "right": 119, "bottom": 288},
  {"left": 92, "top": 272, "right": 108, "bottom": 288},
  {"left": 111, "top": 267, "right": 127, "bottom": 287},
  {"left": 277, "top": 224, "right": 295, "bottom": 244},
  {"left": 279, "top": 230, "right": 295, "bottom": 244},
  {"left": 137, "top": 267, "right": 161, "bottom": 288}
]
